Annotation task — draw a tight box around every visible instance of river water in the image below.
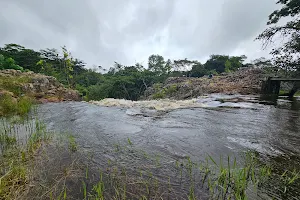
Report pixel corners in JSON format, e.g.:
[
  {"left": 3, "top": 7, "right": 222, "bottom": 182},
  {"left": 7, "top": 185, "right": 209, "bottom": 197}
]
[{"left": 37, "top": 94, "right": 300, "bottom": 199}]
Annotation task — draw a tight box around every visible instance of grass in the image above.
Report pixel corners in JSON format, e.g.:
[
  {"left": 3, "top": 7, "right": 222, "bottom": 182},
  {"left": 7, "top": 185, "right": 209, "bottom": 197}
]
[
  {"left": 0, "top": 74, "right": 34, "bottom": 117},
  {"left": 0, "top": 94, "right": 34, "bottom": 117},
  {"left": 279, "top": 89, "right": 300, "bottom": 96},
  {"left": 0, "top": 76, "right": 31, "bottom": 96},
  {"left": 73, "top": 143, "right": 300, "bottom": 200},
  {"left": 152, "top": 84, "right": 178, "bottom": 99},
  {"left": 0, "top": 118, "right": 50, "bottom": 199},
  {"left": 68, "top": 135, "right": 78, "bottom": 152}
]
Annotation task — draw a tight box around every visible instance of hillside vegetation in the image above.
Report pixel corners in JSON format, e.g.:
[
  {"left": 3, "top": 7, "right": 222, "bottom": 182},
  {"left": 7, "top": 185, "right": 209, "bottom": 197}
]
[{"left": 0, "top": 69, "right": 80, "bottom": 116}]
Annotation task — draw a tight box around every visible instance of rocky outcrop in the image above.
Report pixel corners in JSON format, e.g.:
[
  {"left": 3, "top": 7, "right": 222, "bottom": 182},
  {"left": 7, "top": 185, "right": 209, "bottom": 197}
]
[
  {"left": 0, "top": 69, "right": 81, "bottom": 102},
  {"left": 143, "top": 68, "right": 266, "bottom": 100}
]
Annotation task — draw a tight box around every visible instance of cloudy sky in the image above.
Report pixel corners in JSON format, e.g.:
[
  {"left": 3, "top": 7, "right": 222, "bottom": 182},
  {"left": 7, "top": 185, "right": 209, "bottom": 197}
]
[{"left": 0, "top": 0, "right": 278, "bottom": 68}]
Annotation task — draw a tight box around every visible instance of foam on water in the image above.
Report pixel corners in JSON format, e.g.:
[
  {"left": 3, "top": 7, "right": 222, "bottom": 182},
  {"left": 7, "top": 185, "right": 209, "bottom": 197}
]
[
  {"left": 90, "top": 94, "right": 260, "bottom": 111},
  {"left": 90, "top": 98, "right": 207, "bottom": 111}
]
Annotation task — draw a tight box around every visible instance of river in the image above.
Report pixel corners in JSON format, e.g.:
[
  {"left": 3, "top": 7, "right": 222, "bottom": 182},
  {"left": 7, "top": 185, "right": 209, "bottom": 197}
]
[{"left": 36, "top": 94, "right": 300, "bottom": 199}]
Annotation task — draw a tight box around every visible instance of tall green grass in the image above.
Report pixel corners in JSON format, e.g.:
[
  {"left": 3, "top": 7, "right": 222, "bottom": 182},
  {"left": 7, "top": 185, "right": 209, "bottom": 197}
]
[
  {"left": 0, "top": 118, "right": 50, "bottom": 199},
  {"left": 0, "top": 94, "right": 33, "bottom": 117},
  {"left": 0, "top": 75, "right": 34, "bottom": 117}
]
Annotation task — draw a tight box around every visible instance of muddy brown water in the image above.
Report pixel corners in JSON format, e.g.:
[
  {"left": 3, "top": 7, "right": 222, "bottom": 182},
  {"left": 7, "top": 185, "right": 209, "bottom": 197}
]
[{"left": 36, "top": 95, "right": 300, "bottom": 199}]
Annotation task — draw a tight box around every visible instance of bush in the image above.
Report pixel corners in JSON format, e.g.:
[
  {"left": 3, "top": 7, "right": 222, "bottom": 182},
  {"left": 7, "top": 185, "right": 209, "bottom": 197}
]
[
  {"left": 87, "top": 84, "right": 110, "bottom": 100},
  {"left": 0, "top": 94, "right": 17, "bottom": 115},
  {"left": 152, "top": 91, "right": 166, "bottom": 99},
  {"left": 0, "top": 94, "right": 33, "bottom": 117},
  {"left": 75, "top": 84, "right": 88, "bottom": 97},
  {"left": 164, "top": 84, "right": 178, "bottom": 95},
  {"left": 0, "top": 76, "right": 31, "bottom": 96},
  {"left": 17, "top": 96, "right": 33, "bottom": 116}
]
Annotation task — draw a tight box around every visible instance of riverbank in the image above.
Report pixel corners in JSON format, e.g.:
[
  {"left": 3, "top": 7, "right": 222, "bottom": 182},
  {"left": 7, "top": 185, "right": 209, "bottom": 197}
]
[
  {"left": 0, "top": 69, "right": 80, "bottom": 116},
  {"left": 143, "top": 68, "right": 266, "bottom": 100}
]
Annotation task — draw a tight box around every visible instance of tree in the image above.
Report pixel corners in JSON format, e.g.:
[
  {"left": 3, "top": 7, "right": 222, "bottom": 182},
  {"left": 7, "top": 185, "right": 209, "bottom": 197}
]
[
  {"left": 190, "top": 62, "right": 207, "bottom": 77},
  {"left": 61, "top": 46, "right": 74, "bottom": 87},
  {"left": 0, "top": 54, "right": 23, "bottom": 71},
  {"left": 257, "top": 0, "right": 300, "bottom": 75},
  {"left": 0, "top": 54, "right": 4, "bottom": 70},
  {"left": 225, "top": 55, "right": 247, "bottom": 72},
  {"left": 173, "top": 58, "right": 196, "bottom": 71},
  {"left": 0, "top": 44, "right": 40, "bottom": 72},
  {"left": 204, "top": 55, "right": 229, "bottom": 73},
  {"left": 148, "top": 54, "right": 166, "bottom": 75}
]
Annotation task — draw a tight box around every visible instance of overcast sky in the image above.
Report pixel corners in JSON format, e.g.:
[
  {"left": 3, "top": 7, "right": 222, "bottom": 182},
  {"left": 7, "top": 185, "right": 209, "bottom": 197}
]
[{"left": 0, "top": 0, "right": 278, "bottom": 68}]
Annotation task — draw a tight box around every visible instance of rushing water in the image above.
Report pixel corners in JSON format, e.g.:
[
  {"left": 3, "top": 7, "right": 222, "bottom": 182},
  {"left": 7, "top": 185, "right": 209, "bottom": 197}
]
[{"left": 37, "top": 94, "right": 300, "bottom": 199}]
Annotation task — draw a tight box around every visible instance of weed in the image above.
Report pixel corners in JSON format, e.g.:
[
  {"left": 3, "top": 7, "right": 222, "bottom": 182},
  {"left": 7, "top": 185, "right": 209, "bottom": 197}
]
[
  {"left": 127, "top": 138, "right": 133, "bottom": 146},
  {"left": 0, "top": 76, "right": 31, "bottom": 96},
  {"left": 82, "top": 181, "right": 87, "bottom": 200},
  {"left": 0, "top": 94, "right": 33, "bottom": 117},
  {"left": 68, "top": 135, "right": 78, "bottom": 152},
  {"left": 0, "top": 118, "right": 50, "bottom": 199}
]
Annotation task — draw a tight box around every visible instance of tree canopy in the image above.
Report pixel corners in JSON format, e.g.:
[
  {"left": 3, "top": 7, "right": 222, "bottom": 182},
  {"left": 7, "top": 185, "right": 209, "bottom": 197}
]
[{"left": 257, "top": 0, "right": 300, "bottom": 75}]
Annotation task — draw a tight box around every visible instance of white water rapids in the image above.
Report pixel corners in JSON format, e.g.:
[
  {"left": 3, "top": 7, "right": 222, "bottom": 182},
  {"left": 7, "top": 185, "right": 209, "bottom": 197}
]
[{"left": 90, "top": 94, "right": 261, "bottom": 111}]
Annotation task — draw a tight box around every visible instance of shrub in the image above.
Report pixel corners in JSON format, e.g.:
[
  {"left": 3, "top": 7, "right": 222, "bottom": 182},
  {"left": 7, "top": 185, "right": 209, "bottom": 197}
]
[
  {"left": 0, "top": 76, "right": 31, "bottom": 96},
  {"left": 0, "top": 94, "right": 17, "bottom": 115},
  {"left": 152, "top": 91, "right": 166, "bottom": 99},
  {"left": 164, "top": 84, "right": 178, "bottom": 95},
  {"left": 0, "top": 94, "right": 33, "bottom": 117},
  {"left": 17, "top": 96, "right": 33, "bottom": 116},
  {"left": 87, "top": 84, "right": 110, "bottom": 100}
]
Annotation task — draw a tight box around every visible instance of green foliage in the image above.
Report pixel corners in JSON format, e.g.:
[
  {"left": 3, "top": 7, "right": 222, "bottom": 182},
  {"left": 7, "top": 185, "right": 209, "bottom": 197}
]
[
  {"left": 0, "top": 118, "right": 50, "bottom": 199},
  {"left": 165, "top": 84, "right": 178, "bottom": 95},
  {"left": 190, "top": 63, "right": 207, "bottom": 77},
  {"left": 68, "top": 135, "right": 78, "bottom": 152},
  {"left": 204, "top": 55, "right": 229, "bottom": 73},
  {"left": 0, "top": 94, "right": 17, "bottom": 115},
  {"left": 0, "top": 75, "right": 31, "bottom": 96},
  {"left": 0, "top": 44, "right": 40, "bottom": 72},
  {"left": 17, "top": 96, "right": 33, "bottom": 116},
  {"left": 257, "top": 0, "right": 300, "bottom": 75},
  {"left": 0, "top": 54, "right": 23, "bottom": 71},
  {"left": 0, "top": 94, "right": 33, "bottom": 117},
  {"left": 87, "top": 84, "right": 110, "bottom": 100},
  {"left": 151, "top": 85, "right": 177, "bottom": 99},
  {"left": 148, "top": 54, "right": 169, "bottom": 75},
  {"left": 152, "top": 91, "right": 166, "bottom": 99}
]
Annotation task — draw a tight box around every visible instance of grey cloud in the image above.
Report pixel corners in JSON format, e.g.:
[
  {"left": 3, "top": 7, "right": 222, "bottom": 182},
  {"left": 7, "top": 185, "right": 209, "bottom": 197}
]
[{"left": 0, "top": 0, "right": 277, "bottom": 68}]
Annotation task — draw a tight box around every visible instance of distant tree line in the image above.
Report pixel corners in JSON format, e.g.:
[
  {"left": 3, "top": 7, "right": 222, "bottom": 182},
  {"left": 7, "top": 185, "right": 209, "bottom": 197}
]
[{"left": 0, "top": 43, "right": 254, "bottom": 100}]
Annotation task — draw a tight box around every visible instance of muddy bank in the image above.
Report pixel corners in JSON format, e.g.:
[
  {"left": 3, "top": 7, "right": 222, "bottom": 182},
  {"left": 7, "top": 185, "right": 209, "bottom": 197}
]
[{"left": 143, "top": 68, "right": 266, "bottom": 100}]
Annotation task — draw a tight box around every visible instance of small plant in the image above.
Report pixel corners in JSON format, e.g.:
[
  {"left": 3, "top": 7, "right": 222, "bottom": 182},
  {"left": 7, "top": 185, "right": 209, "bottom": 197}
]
[
  {"left": 152, "top": 91, "right": 166, "bottom": 99},
  {"left": 68, "top": 135, "right": 78, "bottom": 152},
  {"left": 127, "top": 138, "right": 133, "bottom": 146},
  {"left": 82, "top": 181, "right": 87, "bottom": 200}
]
